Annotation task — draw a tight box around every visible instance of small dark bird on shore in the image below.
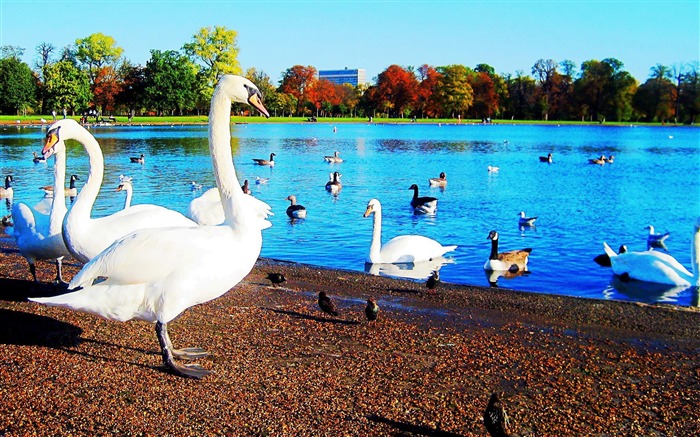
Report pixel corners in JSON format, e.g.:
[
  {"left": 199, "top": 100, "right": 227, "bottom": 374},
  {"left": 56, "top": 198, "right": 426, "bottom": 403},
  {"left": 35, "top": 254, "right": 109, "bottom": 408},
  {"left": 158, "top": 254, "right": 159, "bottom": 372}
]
[
  {"left": 365, "top": 298, "right": 379, "bottom": 321},
  {"left": 484, "top": 392, "right": 511, "bottom": 437},
  {"left": 318, "top": 291, "right": 339, "bottom": 316},
  {"left": 266, "top": 272, "right": 286, "bottom": 285},
  {"left": 426, "top": 270, "right": 440, "bottom": 291}
]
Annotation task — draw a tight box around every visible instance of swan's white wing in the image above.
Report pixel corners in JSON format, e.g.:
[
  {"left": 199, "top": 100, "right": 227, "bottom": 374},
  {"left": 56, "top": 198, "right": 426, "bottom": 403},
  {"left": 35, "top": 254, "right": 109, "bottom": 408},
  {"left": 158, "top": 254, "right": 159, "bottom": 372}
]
[
  {"left": 611, "top": 250, "right": 692, "bottom": 286},
  {"left": 188, "top": 187, "right": 272, "bottom": 228}
]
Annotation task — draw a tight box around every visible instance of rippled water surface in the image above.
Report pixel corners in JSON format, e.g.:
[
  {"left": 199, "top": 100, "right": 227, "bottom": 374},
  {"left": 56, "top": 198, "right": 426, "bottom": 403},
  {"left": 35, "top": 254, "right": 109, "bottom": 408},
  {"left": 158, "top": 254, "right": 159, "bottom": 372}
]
[{"left": 1, "top": 122, "right": 698, "bottom": 306}]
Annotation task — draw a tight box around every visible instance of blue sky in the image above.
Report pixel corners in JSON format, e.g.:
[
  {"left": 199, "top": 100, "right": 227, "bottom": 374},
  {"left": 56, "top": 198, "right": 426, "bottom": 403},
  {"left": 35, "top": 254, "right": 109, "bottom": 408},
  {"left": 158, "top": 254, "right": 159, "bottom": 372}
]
[{"left": 1, "top": 0, "right": 698, "bottom": 84}]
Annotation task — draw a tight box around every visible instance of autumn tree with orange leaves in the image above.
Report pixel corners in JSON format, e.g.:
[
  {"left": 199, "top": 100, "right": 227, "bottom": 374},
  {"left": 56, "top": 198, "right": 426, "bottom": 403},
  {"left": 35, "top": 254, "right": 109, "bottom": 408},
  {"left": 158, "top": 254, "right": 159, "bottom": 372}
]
[
  {"left": 374, "top": 65, "right": 419, "bottom": 117},
  {"left": 279, "top": 65, "right": 317, "bottom": 115}
]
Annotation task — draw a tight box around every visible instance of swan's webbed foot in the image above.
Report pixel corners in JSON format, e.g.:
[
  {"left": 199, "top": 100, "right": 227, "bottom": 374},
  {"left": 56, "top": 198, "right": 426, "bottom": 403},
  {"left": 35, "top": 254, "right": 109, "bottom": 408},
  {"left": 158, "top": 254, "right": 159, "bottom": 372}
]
[
  {"left": 172, "top": 347, "right": 210, "bottom": 360},
  {"left": 156, "top": 321, "right": 212, "bottom": 379}
]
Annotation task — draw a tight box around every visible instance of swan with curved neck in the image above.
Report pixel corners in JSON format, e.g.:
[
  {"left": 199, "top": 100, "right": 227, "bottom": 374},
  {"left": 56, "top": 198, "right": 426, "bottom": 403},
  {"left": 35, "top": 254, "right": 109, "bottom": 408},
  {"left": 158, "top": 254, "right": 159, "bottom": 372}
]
[
  {"left": 603, "top": 217, "right": 700, "bottom": 286},
  {"left": 31, "top": 75, "right": 271, "bottom": 379},
  {"left": 116, "top": 179, "right": 133, "bottom": 209},
  {"left": 11, "top": 132, "right": 70, "bottom": 283},
  {"left": 42, "top": 119, "right": 197, "bottom": 263},
  {"left": 363, "top": 198, "right": 456, "bottom": 264}
]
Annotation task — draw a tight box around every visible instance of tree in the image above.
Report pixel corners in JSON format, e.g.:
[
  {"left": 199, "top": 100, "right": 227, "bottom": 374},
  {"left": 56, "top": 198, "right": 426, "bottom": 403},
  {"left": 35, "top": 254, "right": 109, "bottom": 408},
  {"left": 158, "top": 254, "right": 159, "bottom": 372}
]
[
  {"left": 678, "top": 62, "right": 699, "bottom": 124},
  {"left": 575, "top": 58, "right": 636, "bottom": 122},
  {"left": 115, "top": 62, "right": 147, "bottom": 115},
  {"left": 183, "top": 26, "right": 241, "bottom": 82},
  {"left": 504, "top": 71, "right": 538, "bottom": 120},
  {"left": 244, "top": 68, "right": 279, "bottom": 115},
  {"left": 375, "top": 65, "right": 419, "bottom": 117},
  {"left": 633, "top": 64, "right": 675, "bottom": 122},
  {"left": 469, "top": 71, "right": 498, "bottom": 119},
  {"left": 34, "top": 42, "right": 55, "bottom": 79},
  {"left": 93, "top": 66, "right": 122, "bottom": 114},
  {"left": 279, "top": 65, "right": 317, "bottom": 115},
  {"left": 532, "top": 59, "right": 558, "bottom": 120},
  {"left": 75, "top": 33, "right": 124, "bottom": 86},
  {"left": 1, "top": 45, "right": 25, "bottom": 60},
  {"left": 307, "top": 79, "right": 342, "bottom": 116},
  {"left": 417, "top": 64, "right": 443, "bottom": 118},
  {"left": 144, "top": 50, "right": 198, "bottom": 115},
  {"left": 435, "top": 64, "right": 473, "bottom": 118},
  {"left": 0, "top": 57, "right": 37, "bottom": 114},
  {"left": 42, "top": 60, "right": 91, "bottom": 115}
]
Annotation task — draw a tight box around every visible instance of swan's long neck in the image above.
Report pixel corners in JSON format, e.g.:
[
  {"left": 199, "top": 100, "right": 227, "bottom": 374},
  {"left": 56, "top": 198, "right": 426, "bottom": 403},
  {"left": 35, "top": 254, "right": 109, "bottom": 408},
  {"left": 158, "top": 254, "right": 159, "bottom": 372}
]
[
  {"left": 209, "top": 88, "right": 245, "bottom": 229},
  {"left": 489, "top": 237, "right": 499, "bottom": 260},
  {"left": 369, "top": 206, "right": 382, "bottom": 262},
  {"left": 68, "top": 127, "right": 104, "bottom": 221},
  {"left": 123, "top": 186, "right": 132, "bottom": 209},
  {"left": 48, "top": 149, "right": 68, "bottom": 235}
]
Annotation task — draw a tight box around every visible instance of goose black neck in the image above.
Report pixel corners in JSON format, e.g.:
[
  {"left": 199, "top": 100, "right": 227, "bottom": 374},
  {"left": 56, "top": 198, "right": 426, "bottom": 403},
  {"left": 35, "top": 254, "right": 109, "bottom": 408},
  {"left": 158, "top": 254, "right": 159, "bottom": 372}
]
[
  {"left": 411, "top": 186, "right": 418, "bottom": 199},
  {"left": 489, "top": 237, "right": 499, "bottom": 260}
]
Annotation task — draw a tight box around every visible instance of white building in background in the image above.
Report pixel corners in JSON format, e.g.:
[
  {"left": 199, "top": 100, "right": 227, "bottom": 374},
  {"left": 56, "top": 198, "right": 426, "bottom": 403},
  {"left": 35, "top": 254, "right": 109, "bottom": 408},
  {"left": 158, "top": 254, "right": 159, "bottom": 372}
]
[{"left": 318, "top": 68, "right": 366, "bottom": 86}]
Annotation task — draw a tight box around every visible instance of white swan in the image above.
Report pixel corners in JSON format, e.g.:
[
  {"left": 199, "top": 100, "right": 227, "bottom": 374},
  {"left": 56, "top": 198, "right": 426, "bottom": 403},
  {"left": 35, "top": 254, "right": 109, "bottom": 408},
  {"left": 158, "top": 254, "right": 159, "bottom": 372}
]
[
  {"left": 31, "top": 74, "right": 272, "bottom": 379},
  {"left": 11, "top": 136, "right": 69, "bottom": 283},
  {"left": 188, "top": 184, "right": 271, "bottom": 226},
  {"left": 116, "top": 176, "right": 133, "bottom": 209},
  {"left": 43, "top": 119, "right": 198, "bottom": 263},
  {"left": 363, "top": 198, "right": 457, "bottom": 264},
  {"left": 603, "top": 217, "right": 700, "bottom": 286}
]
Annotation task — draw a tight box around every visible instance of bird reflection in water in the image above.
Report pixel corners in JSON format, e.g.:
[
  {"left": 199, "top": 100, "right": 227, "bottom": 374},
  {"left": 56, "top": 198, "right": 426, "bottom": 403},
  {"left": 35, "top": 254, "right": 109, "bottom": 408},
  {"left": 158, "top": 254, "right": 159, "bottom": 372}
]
[
  {"left": 485, "top": 268, "right": 532, "bottom": 288},
  {"left": 365, "top": 257, "right": 453, "bottom": 281}
]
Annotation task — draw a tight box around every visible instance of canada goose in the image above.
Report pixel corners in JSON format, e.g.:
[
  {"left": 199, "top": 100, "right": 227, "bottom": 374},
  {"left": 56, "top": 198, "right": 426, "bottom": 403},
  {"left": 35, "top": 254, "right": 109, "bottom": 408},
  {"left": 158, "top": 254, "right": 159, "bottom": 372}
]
[
  {"left": 323, "top": 151, "right": 343, "bottom": 163},
  {"left": 286, "top": 195, "right": 307, "bottom": 219},
  {"left": 588, "top": 155, "right": 606, "bottom": 165},
  {"left": 40, "top": 174, "right": 80, "bottom": 197},
  {"left": 325, "top": 171, "right": 342, "bottom": 193},
  {"left": 484, "top": 230, "right": 532, "bottom": 272},
  {"left": 253, "top": 152, "right": 275, "bottom": 166},
  {"left": 32, "top": 151, "right": 47, "bottom": 163},
  {"left": 130, "top": 153, "right": 145, "bottom": 164},
  {"left": 428, "top": 172, "right": 447, "bottom": 188},
  {"left": 539, "top": 153, "right": 553, "bottom": 163},
  {"left": 408, "top": 184, "right": 438, "bottom": 214},
  {"left": 604, "top": 155, "right": 615, "bottom": 163},
  {"left": 241, "top": 179, "right": 251, "bottom": 195},
  {"left": 0, "top": 175, "right": 14, "bottom": 198},
  {"left": 426, "top": 270, "right": 440, "bottom": 291},
  {"left": 518, "top": 211, "right": 537, "bottom": 227}
]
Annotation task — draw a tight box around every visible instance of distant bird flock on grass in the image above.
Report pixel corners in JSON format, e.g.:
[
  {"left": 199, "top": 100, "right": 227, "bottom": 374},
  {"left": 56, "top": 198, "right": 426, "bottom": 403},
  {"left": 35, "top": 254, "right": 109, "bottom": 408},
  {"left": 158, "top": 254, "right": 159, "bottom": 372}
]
[{"left": 0, "top": 74, "right": 698, "bottom": 382}]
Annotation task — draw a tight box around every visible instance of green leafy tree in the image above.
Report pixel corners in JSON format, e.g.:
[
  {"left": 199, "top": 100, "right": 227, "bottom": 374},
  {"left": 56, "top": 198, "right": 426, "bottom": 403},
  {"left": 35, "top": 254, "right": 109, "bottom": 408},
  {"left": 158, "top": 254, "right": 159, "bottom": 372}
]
[
  {"left": 144, "top": 50, "right": 198, "bottom": 115},
  {"left": 633, "top": 65, "right": 676, "bottom": 122},
  {"left": 43, "top": 60, "right": 92, "bottom": 115},
  {"left": 678, "top": 62, "right": 699, "bottom": 124},
  {"left": 0, "top": 57, "right": 38, "bottom": 114},
  {"left": 504, "top": 71, "right": 538, "bottom": 120},
  {"left": 75, "top": 33, "right": 124, "bottom": 86},
  {"left": 183, "top": 26, "right": 241, "bottom": 82},
  {"left": 115, "top": 61, "right": 147, "bottom": 115},
  {"left": 575, "top": 58, "right": 636, "bottom": 122},
  {"left": 245, "top": 68, "right": 280, "bottom": 116},
  {"left": 435, "top": 64, "right": 473, "bottom": 118}
]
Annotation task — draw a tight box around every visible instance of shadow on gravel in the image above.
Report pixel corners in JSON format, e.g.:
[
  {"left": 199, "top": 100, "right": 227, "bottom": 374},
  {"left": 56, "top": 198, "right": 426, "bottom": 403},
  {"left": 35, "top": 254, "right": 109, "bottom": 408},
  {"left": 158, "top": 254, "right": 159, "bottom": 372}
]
[
  {"left": 0, "top": 308, "right": 83, "bottom": 348},
  {"left": 367, "top": 414, "right": 465, "bottom": 437},
  {"left": 266, "top": 307, "right": 361, "bottom": 325},
  {"left": 0, "top": 277, "right": 69, "bottom": 302}
]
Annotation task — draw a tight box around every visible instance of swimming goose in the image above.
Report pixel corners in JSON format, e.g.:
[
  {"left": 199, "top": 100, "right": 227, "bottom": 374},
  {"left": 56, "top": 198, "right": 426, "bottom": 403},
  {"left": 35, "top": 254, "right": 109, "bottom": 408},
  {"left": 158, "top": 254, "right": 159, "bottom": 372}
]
[
  {"left": 11, "top": 138, "right": 69, "bottom": 283},
  {"left": 40, "top": 174, "right": 80, "bottom": 197},
  {"left": 31, "top": 74, "right": 272, "bottom": 379},
  {"left": 42, "top": 119, "right": 198, "bottom": 263},
  {"left": 363, "top": 198, "right": 457, "bottom": 264},
  {"left": 484, "top": 230, "right": 532, "bottom": 272},
  {"left": 588, "top": 155, "right": 606, "bottom": 165},
  {"left": 323, "top": 151, "right": 343, "bottom": 163},
  {"left": 645, "top": 224, "right": 670, "bottom": 249},
  {"left": 116, "top": 177, "right": 133, "bottom": 209},
  {"left": 253, "top": 152, "right": 275, "bottom": 166},
  {"left": 602, "top": 217, "right": 700, "bottom": 286},
  {"left": 130, "top": 153, "right": 145, "bottom": 164},
  {"left": 408, "top": 184, "right": 438, "bottom": 215},
  {"left": 32, "top": 151, "right": 47, "bottom": 163},
  {"left": 539, "top": 153, "right": 553, "bottom": 163},
  {"left": 0, "top": 175, "right": 14, "bottom": 198},
  {"left": 604, "top": 155, "right": 615, "bottom": 163},
  {"left": 518, "top": 211, "right": 537, "bottom": 227},
  {"left": 241, "top": 179, "right": 251, "bottom": 195},
  {"left": 286, "top": 195, "right": 307, "bottom": 219},
  {"left": 325, "top": 171, "right": 342, "bottom": 194},
  {"left": 428, "top": 172, "right": 447, "bottom": 188}
]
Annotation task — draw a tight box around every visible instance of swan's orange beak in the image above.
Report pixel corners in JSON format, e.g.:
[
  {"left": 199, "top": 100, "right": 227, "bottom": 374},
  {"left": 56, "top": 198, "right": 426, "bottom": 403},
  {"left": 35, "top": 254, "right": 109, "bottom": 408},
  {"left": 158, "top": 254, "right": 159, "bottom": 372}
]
[
  {"left": 248, "top": 92, "right": 270, "bottom": 118},
  {"left": 363, "top": 205, "right": 374, "bottom": 218},
  {"left": 115, "top": 184, "right": 124, "bottom": 192},
  {"left": 42, "top": 131, "right": 59, "bottom": 159}
]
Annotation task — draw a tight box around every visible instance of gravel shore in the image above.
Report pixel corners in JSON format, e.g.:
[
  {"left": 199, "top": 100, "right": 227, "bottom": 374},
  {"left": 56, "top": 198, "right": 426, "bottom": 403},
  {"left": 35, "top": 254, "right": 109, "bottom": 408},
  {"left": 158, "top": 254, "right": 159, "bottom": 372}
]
[{"left": 1, "top": 231, "right": 699, "bottom": 436}]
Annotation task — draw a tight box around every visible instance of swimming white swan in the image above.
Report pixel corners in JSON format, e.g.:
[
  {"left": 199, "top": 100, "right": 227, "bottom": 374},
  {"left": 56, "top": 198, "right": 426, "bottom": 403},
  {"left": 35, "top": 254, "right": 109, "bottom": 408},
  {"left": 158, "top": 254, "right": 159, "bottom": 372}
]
[
  {"left": 602, "top": 217, "right": 700, "bottom": 286},
  {"left": 43, "top": 119, "right": 197, "bottom": 263},
  {"left": 188, "top": 183, "right": 271, "bottom": 226},
  {"left": 363, "top": 198, "right": 457, "bottom": 264},
  {"left": 31, "top": 74, "right": 272, "bottom": 379},
  {"left": 116, "top": 176, "right": 133, "bottom": 209},
  {"left": 11, "top": 135, "right": 70, "bottom": 283}
]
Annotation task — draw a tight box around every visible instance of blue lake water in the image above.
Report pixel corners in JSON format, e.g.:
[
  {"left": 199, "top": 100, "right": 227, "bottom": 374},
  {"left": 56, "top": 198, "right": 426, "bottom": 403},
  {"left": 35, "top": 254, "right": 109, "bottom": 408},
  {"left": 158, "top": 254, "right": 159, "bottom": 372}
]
[{"left": 1, "top": 122, "right": 699, "bottom": 306}]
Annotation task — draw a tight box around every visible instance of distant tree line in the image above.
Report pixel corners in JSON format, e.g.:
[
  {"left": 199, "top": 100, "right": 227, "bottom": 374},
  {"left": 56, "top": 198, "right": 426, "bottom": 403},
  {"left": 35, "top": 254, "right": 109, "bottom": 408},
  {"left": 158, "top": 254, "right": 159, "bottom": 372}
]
[{"left": 0, "top": 28, "right": 698, "bottom": 124}]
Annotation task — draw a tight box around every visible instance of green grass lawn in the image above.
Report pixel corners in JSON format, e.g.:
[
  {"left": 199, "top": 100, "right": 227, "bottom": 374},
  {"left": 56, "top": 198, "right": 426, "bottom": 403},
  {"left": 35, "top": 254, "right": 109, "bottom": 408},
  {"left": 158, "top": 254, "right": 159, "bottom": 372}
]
[{"left": 0, "top": 114, "right": 681, "bottom": 127}]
